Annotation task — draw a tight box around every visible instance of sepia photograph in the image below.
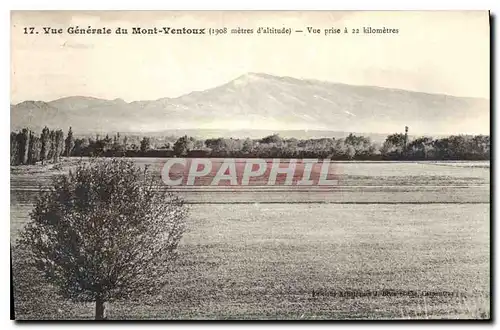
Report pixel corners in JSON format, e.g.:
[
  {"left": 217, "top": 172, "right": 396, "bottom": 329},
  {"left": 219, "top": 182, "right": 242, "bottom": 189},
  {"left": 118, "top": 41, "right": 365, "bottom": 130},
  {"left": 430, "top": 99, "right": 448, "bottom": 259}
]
[{"left": 9, "top": 10, "right": 490, "bottom": 320}]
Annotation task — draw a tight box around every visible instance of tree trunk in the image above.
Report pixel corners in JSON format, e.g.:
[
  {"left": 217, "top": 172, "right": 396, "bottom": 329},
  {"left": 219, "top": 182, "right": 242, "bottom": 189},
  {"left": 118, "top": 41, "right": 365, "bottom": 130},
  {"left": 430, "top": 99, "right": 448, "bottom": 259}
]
[{"left": 95, "top": 297, "right": 105, "bottom": 320}]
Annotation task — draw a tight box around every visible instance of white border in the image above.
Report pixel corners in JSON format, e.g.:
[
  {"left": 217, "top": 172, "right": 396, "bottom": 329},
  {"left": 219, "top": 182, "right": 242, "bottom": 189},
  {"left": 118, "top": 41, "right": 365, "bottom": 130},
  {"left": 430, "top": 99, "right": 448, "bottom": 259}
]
[{"left": 2, "top": 1, "right": 498, "bottom": 10}]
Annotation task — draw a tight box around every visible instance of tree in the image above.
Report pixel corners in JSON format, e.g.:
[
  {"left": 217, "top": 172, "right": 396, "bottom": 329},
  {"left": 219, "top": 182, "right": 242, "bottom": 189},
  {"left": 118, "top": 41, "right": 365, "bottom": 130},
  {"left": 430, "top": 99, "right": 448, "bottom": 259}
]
[
  {"left": 11, "top": 132, "right": 20, "bottom": 165},
  {"left": 65, "top": 127, "right": 75, "bottom": 156},
  {"left": 345, "top": 145, "right": 356, "bottom": 160},
  {"left": 344, "top": 134, "right": 374, "bottom": 158},
  {"left": 472, "top": 135, "right": 490, "bottom": 159},
  {"left": 102, "top": 134, "right": 113, "bottom": 152},
  {"left": 193, "top": 139, "right": 205, "bottom": 150},
  {"left": 54, "top": 129, "right": 65, "bottom": 162},
  {"left": 205, "top": 138, "right": 225, "bottom": 153},
  {"left": 73, "top": 138, "right": 89, "bottom": 156},
  {"left": 129, "top": 143, "right": 139, "bottom": 152},
  {"left": 260, "top": 134, "right": 282, "bottom": 144},
  {"left": 17, "top": 159, "right": 188, "bottom": 320},
  {"left": 382, "top": 133, "right": 406, "bottom": 159},
  {"left": 111, "top": 134, "right": 127, "bottom": 156},
  {"left": 241, "top": 138, "right": 254, "bottom": 153},
  {"left": 16, "top": 128, "right": 31, "bottom": 165},
  {"left": 93, "top": 138, "right": 107, "bottom": 156},
  {"left": 408, "top": 137, "right": 434, "bottom": 159},
  {"left": 28, "top": 132, "right": 42, "bottom": 164},
  {"left": 40, "top": 127, "right": 50, "bottom": 165},
  {"left": 173, "top": 135, "right": 194, "bottom": 156},
  {"left": 47, "top": 130, "right": 56, "bottom": 162},
  {"left": 122, "top": 136, "right": 129, "bottom": 149},
  {"left": 140, "top": 137, "right": 151, "bottom": 153}
]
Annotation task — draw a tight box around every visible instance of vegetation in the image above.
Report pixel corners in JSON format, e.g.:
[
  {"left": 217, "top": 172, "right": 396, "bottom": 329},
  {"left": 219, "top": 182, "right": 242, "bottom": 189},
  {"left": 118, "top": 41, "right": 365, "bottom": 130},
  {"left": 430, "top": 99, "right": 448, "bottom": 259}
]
[
  {"left": 12, "top": 201, "right": 489, "bottom": 319},
  {"left": 15, "top": 159, "right": 188, "bottom": 319},
  {"left": 11, "top": 127, "right": 65, "bottom": 165},
  {"left": 10, "top": 127, "right": 490, "bottom": 165}
]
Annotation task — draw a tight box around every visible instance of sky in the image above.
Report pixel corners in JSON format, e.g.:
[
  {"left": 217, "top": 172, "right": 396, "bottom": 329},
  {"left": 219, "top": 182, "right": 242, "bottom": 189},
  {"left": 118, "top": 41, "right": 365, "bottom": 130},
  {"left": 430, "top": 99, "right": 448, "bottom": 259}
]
[{"left": 11, "top": 11, "right": 490, "bottom": 103}]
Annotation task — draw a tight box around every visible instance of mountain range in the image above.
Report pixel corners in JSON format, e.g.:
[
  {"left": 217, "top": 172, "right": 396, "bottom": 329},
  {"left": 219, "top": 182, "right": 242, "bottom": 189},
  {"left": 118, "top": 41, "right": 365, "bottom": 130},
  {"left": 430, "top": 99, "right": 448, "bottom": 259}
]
[{"left": 11, "top": 72, "right": 489, "bottom": 138}]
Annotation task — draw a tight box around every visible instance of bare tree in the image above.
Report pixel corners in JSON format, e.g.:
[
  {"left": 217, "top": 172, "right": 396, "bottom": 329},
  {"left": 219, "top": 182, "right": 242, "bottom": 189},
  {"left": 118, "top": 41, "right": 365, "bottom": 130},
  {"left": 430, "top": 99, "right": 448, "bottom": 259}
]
[{"left": 16, "top": 158, "right": 188, "bottom": 319}]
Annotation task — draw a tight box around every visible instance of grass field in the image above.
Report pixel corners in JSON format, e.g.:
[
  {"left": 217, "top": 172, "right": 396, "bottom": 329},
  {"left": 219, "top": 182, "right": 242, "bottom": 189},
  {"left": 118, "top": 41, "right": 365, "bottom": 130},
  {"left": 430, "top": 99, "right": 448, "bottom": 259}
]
[{"left": 10, "top": 159, "right": 490, "bottom": 320}]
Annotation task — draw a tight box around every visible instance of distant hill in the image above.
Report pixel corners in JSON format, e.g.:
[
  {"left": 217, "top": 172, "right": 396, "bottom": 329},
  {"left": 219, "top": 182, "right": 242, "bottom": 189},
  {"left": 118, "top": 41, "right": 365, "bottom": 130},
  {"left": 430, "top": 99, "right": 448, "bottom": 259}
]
[{"left": 11, "top": 72, "right": 489, "bottom": 137}]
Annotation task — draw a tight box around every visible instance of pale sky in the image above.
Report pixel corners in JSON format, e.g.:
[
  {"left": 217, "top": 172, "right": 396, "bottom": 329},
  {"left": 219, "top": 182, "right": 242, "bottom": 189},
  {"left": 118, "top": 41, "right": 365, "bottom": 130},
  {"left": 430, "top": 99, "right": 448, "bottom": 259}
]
[{"left": 11, "top": 11, "right": 490, "bottom": 103}]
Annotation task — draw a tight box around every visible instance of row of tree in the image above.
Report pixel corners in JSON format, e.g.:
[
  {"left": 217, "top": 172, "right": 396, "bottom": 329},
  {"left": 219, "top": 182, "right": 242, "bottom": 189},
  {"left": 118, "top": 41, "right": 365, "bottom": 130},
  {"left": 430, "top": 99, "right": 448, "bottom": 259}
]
[
  {"left": 10, "top": 127, "right": 490, "bottom": 165},
  {"left": 10, "top": 127, "right": 73, "bottom": 165},
  {"left": 202, "top": 133, "right": 490, "bottom": 160}
]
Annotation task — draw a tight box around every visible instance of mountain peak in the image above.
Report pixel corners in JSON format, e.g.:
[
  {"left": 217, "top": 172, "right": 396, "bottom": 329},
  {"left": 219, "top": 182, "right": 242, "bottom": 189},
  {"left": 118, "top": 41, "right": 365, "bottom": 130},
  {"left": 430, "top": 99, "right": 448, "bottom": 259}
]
[
  {"left": 232, "top": 72, "right": 268, "bottom": 84},
  {"left": 246, "top": 72, "right": 271, "bottom": 78},
  {"left": 11, "top": 73, "right": 489, "bottom": 135},
  {"left": 232, "top": 72, "right": 317, "bottom": 87}
]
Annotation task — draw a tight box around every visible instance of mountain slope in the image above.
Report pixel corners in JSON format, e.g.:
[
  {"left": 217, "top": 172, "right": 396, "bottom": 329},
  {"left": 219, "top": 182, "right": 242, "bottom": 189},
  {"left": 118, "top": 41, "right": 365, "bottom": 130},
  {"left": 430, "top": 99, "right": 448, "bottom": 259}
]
[{"left": 11, "top": 73, "right": 489, "bottom": 136}]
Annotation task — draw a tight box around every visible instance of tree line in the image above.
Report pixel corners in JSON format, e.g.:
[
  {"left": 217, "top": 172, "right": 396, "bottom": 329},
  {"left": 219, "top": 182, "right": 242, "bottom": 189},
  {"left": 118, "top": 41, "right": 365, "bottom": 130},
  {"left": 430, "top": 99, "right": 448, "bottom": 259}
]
[
  {"left": 10, "top": 127, "right": 490, "bottom": 165},
  {"left": 10, "top": 127, "right": 72, "bottom": 165}
]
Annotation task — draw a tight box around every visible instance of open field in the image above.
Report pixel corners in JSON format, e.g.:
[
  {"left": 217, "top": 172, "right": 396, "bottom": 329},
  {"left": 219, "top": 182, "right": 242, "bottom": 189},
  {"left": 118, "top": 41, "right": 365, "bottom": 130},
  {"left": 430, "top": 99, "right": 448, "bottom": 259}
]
[{"left": 10, "top": 159, "right": 490, "bottom": 319}]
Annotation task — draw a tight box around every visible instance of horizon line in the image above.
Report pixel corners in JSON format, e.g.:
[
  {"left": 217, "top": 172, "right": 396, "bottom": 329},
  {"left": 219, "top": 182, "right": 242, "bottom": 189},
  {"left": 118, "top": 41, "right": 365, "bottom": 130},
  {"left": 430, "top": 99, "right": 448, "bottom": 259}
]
[{"left": 8, "top": 126, "right": 490, "bottom": 138}]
